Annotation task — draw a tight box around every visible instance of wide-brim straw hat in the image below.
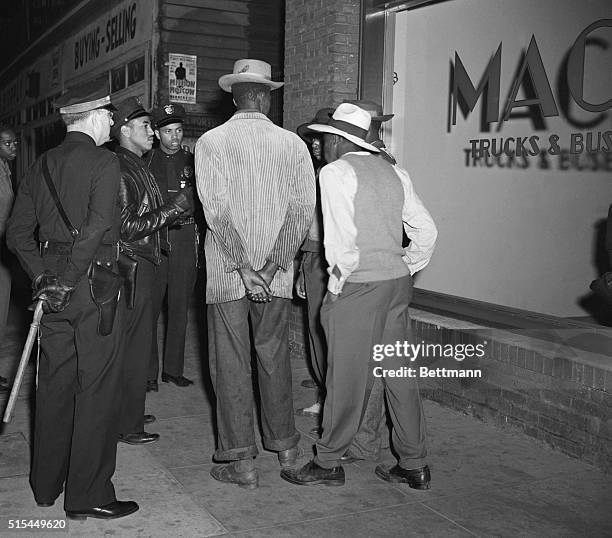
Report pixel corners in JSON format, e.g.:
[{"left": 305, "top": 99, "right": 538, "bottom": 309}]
[
  {"left": 218, "top": 59, "right": 284, "bottom": 92},
  {"left": 307, "top": 103, "right": 380, "bottom": 152},
  {"left": 342, "top": 99, "right": 394, "bottom": 122}
]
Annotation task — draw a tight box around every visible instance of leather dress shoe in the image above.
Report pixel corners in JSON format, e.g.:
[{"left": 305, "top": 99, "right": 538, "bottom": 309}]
[
  {"left": 118, "top": 432, "right": 159, "bottom": 445},
  {"left": 281, "top": 460, "right": 345, "bottom": 486},
  {"left": 144, "top": 414, "right": 156, "bottom": 424},
  {"left": 66, "top": 500, "right": 139, "bottom": 520},
  {"left": 339, "top": 451, "right": 364, "bottom": 464},
  {"left": 162, "top": 372, "right": 194, "bottom": 387},
  {"left": 36, "top": 501, "right": 54, "bottom": 507},
  {"left": 210, "top": 463, "right": 259, "bottom": 489},
  {"left": 146, "top": 380, "right": 158, "bottom": 392},
  {"left": 375, "top": 464, "right": 431, "bottom": 490},
  {"left": 300, "top": 378, "right": 316, "bottom": 389}
]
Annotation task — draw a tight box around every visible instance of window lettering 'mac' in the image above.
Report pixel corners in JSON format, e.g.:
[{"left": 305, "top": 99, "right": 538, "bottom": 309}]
[{"left": 451, "top": 19, "right": 612, "bottom": 131}]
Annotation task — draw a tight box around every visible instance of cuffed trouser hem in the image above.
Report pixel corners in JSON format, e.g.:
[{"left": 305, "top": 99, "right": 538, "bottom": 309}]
[
  {"left": 214, "top": 445, "right": 259, "bottom": 462},
  {"left": 399, "top": 457, "right": 428, "bottom": 470},
  {"left": 347, "top": 448, "right": 380, "bottom": 461},
  {"left": 263, "top": 431, "right": 300, "bottom": 452}
]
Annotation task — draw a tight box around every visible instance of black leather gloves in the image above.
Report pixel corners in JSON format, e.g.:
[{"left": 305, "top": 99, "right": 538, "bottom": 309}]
[
  {"left": 32, "top": 271, "right": 75, "bottom": 313},
  {"left": 170, "top": 184, "right": 195, "bottom": 217}
]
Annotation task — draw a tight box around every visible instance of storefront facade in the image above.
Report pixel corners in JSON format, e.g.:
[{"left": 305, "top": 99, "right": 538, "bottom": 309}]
[
  {"left": 0, "top": 0, "right": 284, "bottom": 178},
  {"left": 286, "top": 0, "right": 612, "bottom": 319}
]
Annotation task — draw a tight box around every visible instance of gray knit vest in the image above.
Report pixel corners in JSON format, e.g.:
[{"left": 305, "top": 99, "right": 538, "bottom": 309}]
[{"left": 342, "top": 153, "right": 410, "bottom": 283}]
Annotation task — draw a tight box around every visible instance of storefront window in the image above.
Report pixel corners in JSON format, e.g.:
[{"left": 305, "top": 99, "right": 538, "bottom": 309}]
[
  {"left": 111, "top": 65, "right": 126, "bottom": 92},
  {"left": 127, "top": 56, "right": 145, "bottom": 86}
]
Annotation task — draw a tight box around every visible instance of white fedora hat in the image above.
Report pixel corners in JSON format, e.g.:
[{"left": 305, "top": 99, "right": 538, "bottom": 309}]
[
  {"left": 308, "top": 103, "right": 380, "bottom": 152},
  {"left": 218, "top": 59, "right": 284, "bottom": 92}
]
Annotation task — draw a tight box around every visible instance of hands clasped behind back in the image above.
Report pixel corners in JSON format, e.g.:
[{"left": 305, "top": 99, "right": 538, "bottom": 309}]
[{"left": 238, "top": 261, "right": 278, "bottom": 303}]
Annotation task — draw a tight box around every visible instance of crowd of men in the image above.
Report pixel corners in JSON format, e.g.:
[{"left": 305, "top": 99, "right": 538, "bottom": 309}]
[{"left": 0, "top": 58, "right": 437, "bottom": 520}]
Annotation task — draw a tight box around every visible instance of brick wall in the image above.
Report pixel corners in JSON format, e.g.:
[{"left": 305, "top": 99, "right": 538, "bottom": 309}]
[
  {"left": 283, "top": 0, "right": 361, "bottom": 132},
  {"left": 285, "top": 0, "right": 362, "bottom": 363},
  {"left": 410, "top": 309, "right": 612, "bottom": 472}
]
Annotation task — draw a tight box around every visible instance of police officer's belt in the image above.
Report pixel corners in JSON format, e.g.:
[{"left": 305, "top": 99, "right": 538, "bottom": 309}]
[{"left": 40, "top": 241, "right": 120, "bottom": 260}]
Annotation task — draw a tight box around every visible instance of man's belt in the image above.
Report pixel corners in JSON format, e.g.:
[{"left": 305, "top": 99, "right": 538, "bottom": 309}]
[
  {"left": 39, "top": 241, "right": 71, "bottom": 256},
  {"left": 40, "top": 241, "right": 120, "bottom": 260},
  {"left": 175, "top": 216, "right": 195, "bottom": 226}
]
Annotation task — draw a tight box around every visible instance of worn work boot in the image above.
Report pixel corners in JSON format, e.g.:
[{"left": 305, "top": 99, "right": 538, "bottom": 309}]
[
  {"left": 210, "top": 461, "right": 259, "bottom": 490},
  {"left": 280, "top": 460, "right": 345, "bottom": 486}
]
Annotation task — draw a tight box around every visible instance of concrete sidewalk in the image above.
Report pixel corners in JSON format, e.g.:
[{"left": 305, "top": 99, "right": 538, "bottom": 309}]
[{"left": 0, "top": 311, "right": 611, "bottom": 537}]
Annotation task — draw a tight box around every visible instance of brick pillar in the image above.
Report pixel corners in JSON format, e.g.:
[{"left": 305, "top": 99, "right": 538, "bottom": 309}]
[
  {"left": 284, "top": 0, "right": 361, "bottom": 131},
  {"left": 283, "top": 0, "right": 361, "bottom": 363}
]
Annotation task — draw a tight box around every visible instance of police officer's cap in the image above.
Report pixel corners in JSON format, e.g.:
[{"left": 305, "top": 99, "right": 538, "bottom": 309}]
[
  {"left": 111, "top": 97, "right": 150, "bottom": 138},
  {"left": 54, "top": 79, "right": 116, "bottom": 114},
  {"left": 152, "top": 104, "right": 186, "bottom": 129}
]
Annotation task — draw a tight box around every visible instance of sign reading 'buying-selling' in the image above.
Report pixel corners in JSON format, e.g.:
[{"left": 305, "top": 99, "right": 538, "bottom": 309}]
[{"left": 65, "top": 0, "right": 150, "bottom": 79}]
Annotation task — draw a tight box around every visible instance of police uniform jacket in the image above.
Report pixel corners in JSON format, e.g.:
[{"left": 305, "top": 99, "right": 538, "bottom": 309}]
[
  {"left": 6, "top": 131, "right": 121, "bottom": 285},
  {"left": 116, "top": 146, "right": 183, "bottom": 265},
  {"left": 144, "top": 148, "right": 193, "bottom": 203}
]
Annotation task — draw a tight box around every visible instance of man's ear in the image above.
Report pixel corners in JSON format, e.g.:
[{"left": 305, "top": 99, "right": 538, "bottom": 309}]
[
  {"left": 154, "top": 129, "right": 160, "bottom": 141},
  {"left": 120, "top": 124, "right": 130, "bottom": 138}
]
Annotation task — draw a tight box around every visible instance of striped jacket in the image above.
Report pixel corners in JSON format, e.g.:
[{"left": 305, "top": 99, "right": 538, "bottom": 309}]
[{"left": 195, "top": 111, "right": 315, "bottom": 303}]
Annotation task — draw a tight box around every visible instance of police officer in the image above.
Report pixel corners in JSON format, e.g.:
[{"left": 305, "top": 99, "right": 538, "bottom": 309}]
[
  {"left": 6, "top": 80, "right": 138, "bottom": 520},
  {"left": 145, "top": 104, "right": 198, "bottom": 390}
]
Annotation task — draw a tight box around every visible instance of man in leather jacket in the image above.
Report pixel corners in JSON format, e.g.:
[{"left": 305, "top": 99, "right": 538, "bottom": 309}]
[{"left": 113, "top": 97, "right": 193, "bottom": 445}]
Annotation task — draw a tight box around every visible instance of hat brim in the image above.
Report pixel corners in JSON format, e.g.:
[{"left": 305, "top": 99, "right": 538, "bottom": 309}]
[
  {"left": 218, "top": 73, "right": 284, "bottom": 92},
  {"left": 297, "top": 123, "right": 321, "bottom": 142},
  {"left": 371, "top": 113, "right": 394, "bottom": 122},
  {"left": 155, "top": 117, "right": 184, "bottom": 129},
  {"left": 308, "top": 124, "right": 380, "bottom": 153}
]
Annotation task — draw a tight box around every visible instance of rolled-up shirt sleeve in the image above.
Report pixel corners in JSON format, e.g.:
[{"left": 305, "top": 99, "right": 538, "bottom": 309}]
[
  {"left": 319, "top": 160, "right": 359, "bottom": 294},
  {"left": 395, "top": 165, "right": 437, "bottom": 275}
]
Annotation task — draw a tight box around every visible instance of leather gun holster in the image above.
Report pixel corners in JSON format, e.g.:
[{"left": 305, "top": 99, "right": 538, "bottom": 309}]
[
  {"left": 117, "top": 253, "right": 138, "bottom": 310},
  {"left": 88, "top": 261, "right": 122, "bottom": 336}
]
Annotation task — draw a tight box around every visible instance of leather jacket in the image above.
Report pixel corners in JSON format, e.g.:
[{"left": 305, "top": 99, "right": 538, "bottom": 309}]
[{"left": 116, "top": 147, "right": 185, "bottom": 265}]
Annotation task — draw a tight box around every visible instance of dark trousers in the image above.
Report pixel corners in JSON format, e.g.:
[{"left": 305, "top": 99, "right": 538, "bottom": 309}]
[
  {"left": 315, "top": 275, "right": 427, "bottom": 470},
  {"left": 350, "top": 377, "right": 388, "bottom": 459},
  {"left": 302, "top": 250, "right": 328, "bottom": 390},
  {"left": 208, "top": 297, "right": 300, "bottom": 461},
  {"left": 305, "top": 250, "right": 387, "bottom": 458},
  {"left": 31, "top": 274, "right": 124, "bottom": 510},
  {"left": 149, "top": 224, "right": 197, "bottom": 380},
  {"left": 119, "top": 257, "right": 160, "bottom": 434}
]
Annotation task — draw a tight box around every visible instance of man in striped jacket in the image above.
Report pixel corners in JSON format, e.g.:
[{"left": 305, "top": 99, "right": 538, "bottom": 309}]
[{"left": 195, "top": 59, "right": 316, "bottom": 489}]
